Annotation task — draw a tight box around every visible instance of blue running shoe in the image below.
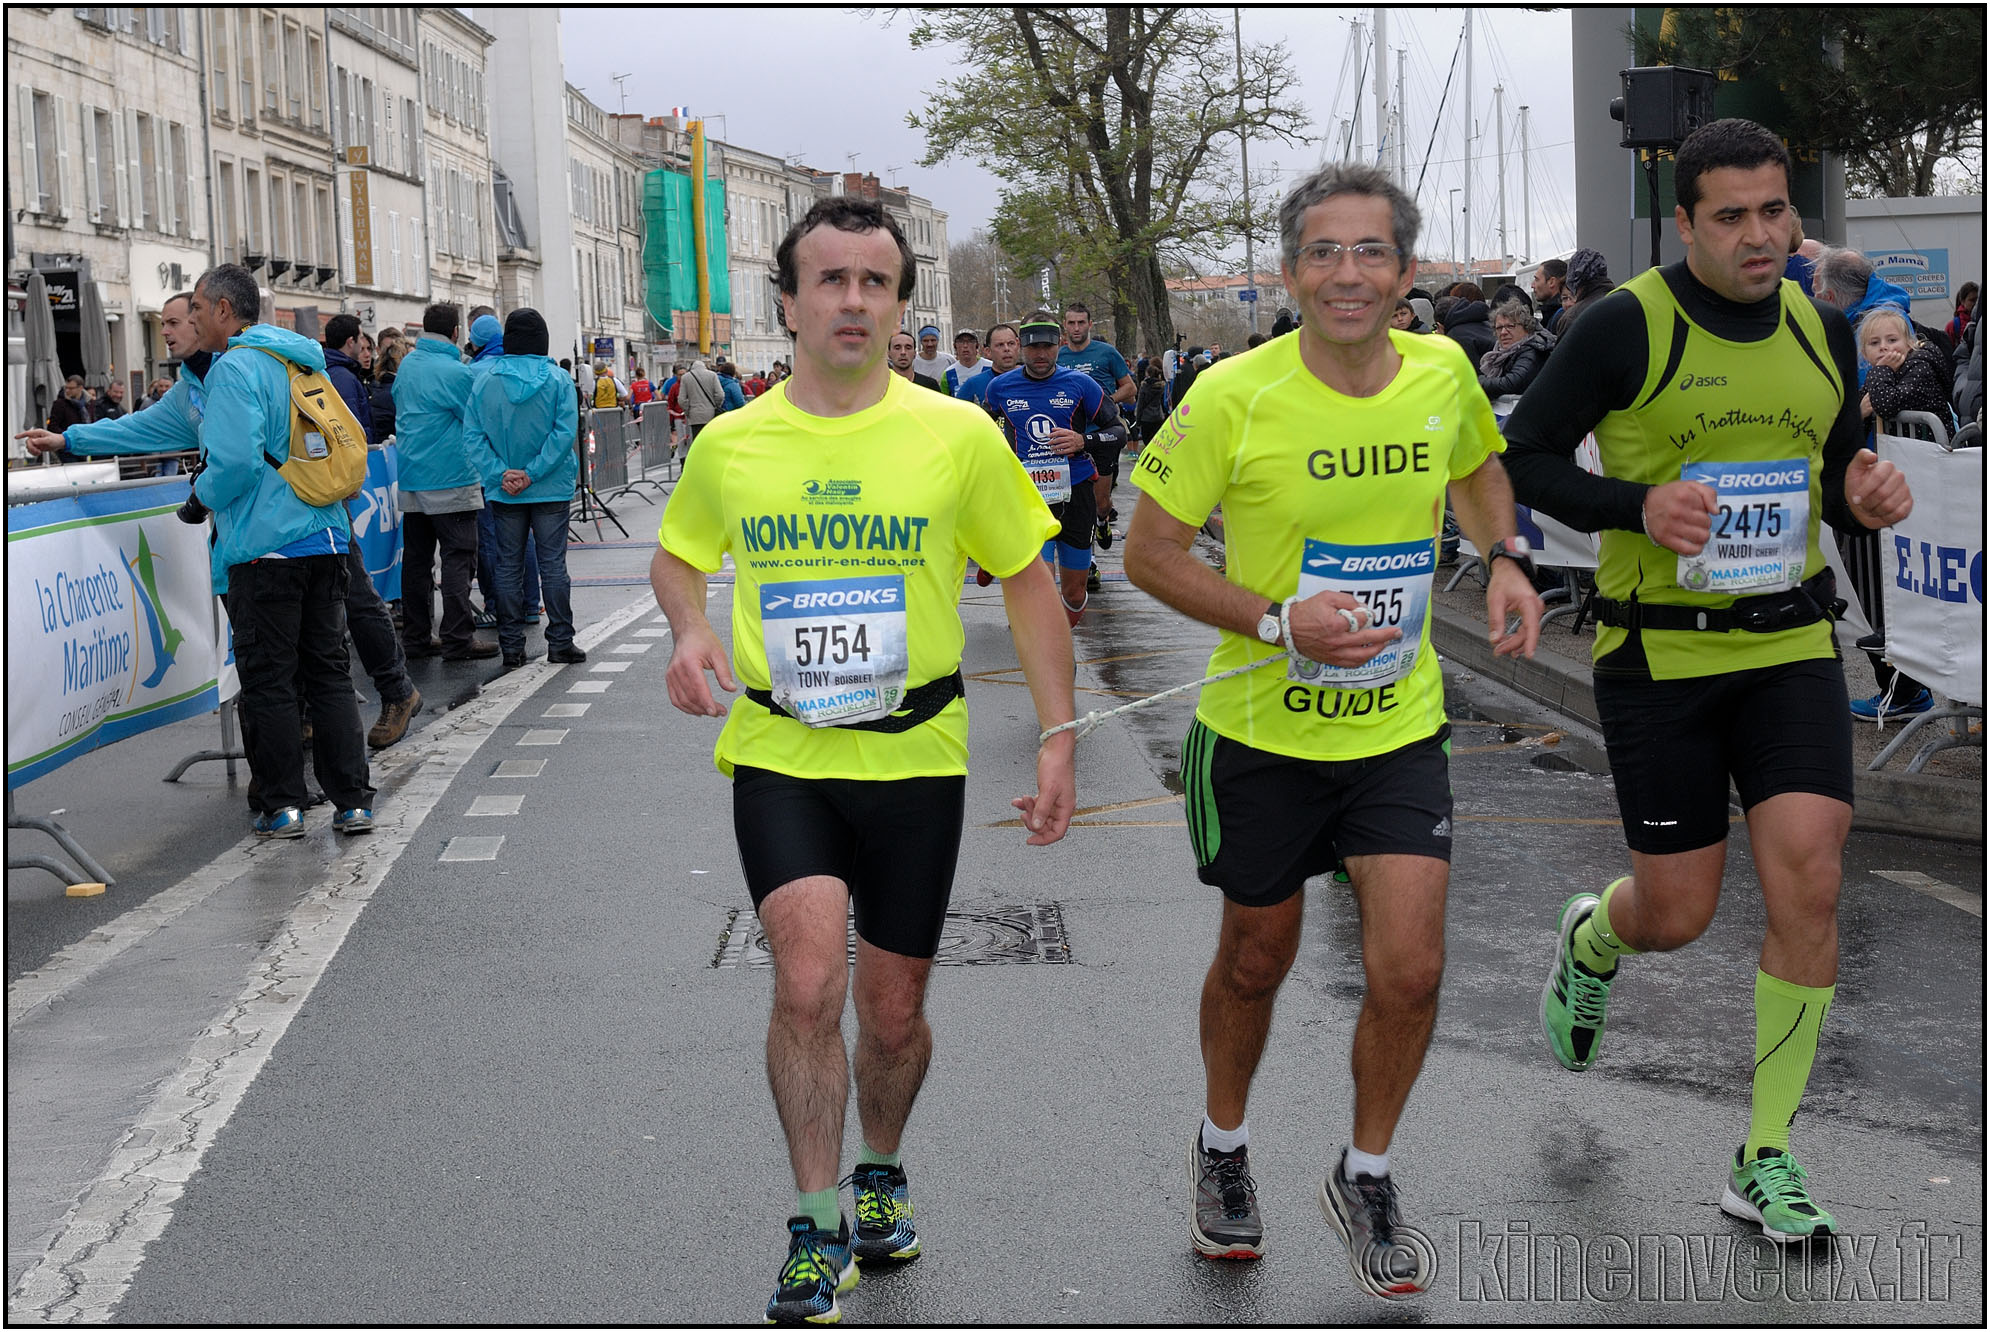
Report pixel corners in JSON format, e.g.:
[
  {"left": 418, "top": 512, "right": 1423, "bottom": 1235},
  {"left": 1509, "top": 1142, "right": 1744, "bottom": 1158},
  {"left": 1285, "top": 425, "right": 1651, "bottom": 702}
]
[
  {"left": 333, "top": 808, "right": 375, "bottom": 836},
  {"left": 253, "top": 807, "right": 305, "bottom": 839},
  {"left": 765, "top": 1215, "right": 856, "bottom": 1324},
  {"left": 1850, "top": 688, "right": 1931, "bottom": 720},
  {"left": 849, "top": 1163, "right": 920, "bottom": 1264}
]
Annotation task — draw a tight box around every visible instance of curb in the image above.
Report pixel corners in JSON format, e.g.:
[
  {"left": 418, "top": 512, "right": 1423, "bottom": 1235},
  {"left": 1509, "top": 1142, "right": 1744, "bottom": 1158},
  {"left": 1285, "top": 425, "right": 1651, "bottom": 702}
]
[{"left": 1430, "top": 602, "right": 1984, "bottom": 845}]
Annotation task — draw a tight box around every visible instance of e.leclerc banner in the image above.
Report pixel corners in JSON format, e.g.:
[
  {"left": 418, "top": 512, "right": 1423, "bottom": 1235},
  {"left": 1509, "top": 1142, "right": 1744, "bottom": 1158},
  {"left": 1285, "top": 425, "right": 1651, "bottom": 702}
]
[{"left": 7, "top": 481, "right": 230, "bottom": 789}]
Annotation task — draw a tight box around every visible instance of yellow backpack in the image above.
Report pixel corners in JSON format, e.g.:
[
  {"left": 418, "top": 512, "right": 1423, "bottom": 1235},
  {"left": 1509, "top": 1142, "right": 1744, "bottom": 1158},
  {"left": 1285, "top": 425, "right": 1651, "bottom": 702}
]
[
  {"left": 594, "top": 374, "right": 621, "bottom": 408},
  {"left": 250, "top": 347, "right": 370, "bottom": 505}
]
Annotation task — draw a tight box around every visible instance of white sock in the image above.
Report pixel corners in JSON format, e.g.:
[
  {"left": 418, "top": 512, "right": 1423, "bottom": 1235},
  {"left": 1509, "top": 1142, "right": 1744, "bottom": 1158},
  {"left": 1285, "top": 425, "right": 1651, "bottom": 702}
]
[
  {"left": 1344, "top": 1144, "right": 1390, "bottom": 1180},
  {"left": 1200, "top": 1116, "right": 1249, "bottom": 1154}
]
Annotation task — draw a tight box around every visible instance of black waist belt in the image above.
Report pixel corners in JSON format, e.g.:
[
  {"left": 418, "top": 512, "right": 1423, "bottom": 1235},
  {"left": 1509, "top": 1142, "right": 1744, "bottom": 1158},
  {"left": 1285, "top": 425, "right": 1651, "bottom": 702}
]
[
  {"left": 1594, "top": 568, "right": 1841, "bottom": 634},
  {"left": 746, "top": 670, "right": 965, "bottom": 734}
]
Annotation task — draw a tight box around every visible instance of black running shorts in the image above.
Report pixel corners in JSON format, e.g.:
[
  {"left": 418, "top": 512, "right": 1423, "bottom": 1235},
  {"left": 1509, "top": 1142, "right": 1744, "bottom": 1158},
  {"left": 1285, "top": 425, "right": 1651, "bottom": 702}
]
[
  {"left": 1088, "top": 438, "right": 1125, "bottom": 484},
  {"left": 1047, "top": 479, "right": 1098, "bottom": 561},
  {"left": 1181, "top": 719, "right": 1454, "bottom": 908},
  {"left": 732, "top": 767, "right": 966, "bottom": 958},
  {"left": 1592, "top": 657, "right": 1854, "bottom": 856}
]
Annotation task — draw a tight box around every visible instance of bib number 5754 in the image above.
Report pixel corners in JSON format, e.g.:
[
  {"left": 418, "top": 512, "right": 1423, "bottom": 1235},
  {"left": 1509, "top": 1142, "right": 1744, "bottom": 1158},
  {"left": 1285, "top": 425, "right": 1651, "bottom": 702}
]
[{"left": 793, "top": 623, "right": 871, "bottom": 667}]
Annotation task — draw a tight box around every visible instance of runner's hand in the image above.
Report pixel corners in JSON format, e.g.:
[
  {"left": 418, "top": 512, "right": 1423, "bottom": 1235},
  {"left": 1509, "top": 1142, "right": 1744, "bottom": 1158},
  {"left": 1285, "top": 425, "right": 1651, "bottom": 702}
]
[
  {"left": 1287, "top": 591, "right": 1400, "bottom": 668},
  {"left": 1845, "top": 448, "right": 1912, "bottom": 528},
  {"left": 665, "top": 629, "right": 737, "bottom": 717},
  {"left": 1013, "top": 736, "right": 1076, "bottom": 846},
  {"left": 1641, "top": 479, "right": 1718, "bottom": 555},
  {"left": 14, "top": 428, "right": 66, "bottom": 455},
  {"left": 1485, "top": 560, "right": 1542, "bottom": 659},
  {"left": 1046, "top": 426, "right": 1086, "bottom": 456}
]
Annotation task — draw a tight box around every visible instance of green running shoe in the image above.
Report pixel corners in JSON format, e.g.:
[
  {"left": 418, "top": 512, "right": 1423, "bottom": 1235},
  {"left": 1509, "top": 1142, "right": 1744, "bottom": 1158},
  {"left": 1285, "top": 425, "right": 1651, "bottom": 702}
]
[
  {"left": 764, "top": 1215, "right": 857, "bottom": 1324},
  {"left": 848, "top": 1163, "right": 920, "bottom": 1264},
  {"left": 1541, "top": 892, "right": 1615, "bottom": 1071},
  {"left": 1721, "top": 1146, "right": 1837, "bottom": 1243}
]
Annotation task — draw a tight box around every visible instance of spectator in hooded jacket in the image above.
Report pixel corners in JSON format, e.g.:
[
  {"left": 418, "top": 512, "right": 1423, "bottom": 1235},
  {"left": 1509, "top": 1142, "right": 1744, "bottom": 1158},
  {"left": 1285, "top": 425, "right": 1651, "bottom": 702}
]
[
  {"left": 1478, "top": 300, "right": 1558, "bottom": 402},
  {"left": 1557, "top": 249, "right": 1616, "bottom": 332},
  {"left": 463, "top": 308, "right": 586, "bottom": 672},
  {"left": 321, "top": 314, "right": 376, "bottom": 444},
  {"left": 1943, "top": 281, "right": 1977, "bottom": 348},
  {"left": 1441, "top": 282, "right": 1495, "bottom": 370}
]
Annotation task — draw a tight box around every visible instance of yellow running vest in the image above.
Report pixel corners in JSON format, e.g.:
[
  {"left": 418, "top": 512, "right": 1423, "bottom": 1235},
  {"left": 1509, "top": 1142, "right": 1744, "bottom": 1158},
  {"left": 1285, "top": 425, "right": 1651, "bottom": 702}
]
[{"left": 1592, "top": 270, "right": 1844, "bottom": 679}]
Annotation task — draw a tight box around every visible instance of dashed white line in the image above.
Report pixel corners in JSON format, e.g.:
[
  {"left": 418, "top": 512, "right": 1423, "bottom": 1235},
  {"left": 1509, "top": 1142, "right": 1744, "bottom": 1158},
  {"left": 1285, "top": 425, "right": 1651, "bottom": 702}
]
[
  {"left": 439, "top": 836, "right": 506, "bottom": 861},
  {"left": 517, "top": 729, "right": 568, "bottom": 746},
  {"left": 542, "top": 704, "right": 590, "bottom": 718},
  {"left": 567, "top": 680, "right": 612, "bottom": 694},
  {"left": 466, "top": 795, "right": 525, "bottom": 817},
  {"left": 491, "top": 760, "right": 545, "bottom": 778},
  {"left": 590, "top": 661, "right": 632, "bottom": 673},
  {"left": 1871, "top": 869, "right": 1983, "bottom": 917},
  {"left": 612, "top": 643, "right": 653, "bottom": 653}
]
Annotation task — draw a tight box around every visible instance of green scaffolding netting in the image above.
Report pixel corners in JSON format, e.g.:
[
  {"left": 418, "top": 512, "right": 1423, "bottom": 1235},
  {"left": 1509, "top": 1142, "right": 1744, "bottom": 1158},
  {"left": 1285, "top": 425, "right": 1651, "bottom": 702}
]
[{"left": 643, "top": 170, "right": 730, "bottom": 335}]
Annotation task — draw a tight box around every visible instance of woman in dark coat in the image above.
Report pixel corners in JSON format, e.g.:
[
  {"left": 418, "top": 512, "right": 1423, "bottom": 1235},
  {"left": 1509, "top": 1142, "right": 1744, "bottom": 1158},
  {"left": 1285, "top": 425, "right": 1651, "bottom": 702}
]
[{"left": 1477, "top": 300, "right": 1557, "bottom": 402}]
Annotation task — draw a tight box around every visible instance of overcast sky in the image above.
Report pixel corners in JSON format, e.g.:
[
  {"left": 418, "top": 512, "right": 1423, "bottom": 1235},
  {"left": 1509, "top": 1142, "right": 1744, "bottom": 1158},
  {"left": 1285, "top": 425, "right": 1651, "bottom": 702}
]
[{"left": 560, "top": 7, "right": 1578, "bottom": 270}]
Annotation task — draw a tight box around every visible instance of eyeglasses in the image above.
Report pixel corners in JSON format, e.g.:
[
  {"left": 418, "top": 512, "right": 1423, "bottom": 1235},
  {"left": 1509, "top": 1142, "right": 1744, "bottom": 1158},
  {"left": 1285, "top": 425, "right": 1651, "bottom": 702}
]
[{"left": 1295, "top": 241, "right": 1401, "bottom": 269}]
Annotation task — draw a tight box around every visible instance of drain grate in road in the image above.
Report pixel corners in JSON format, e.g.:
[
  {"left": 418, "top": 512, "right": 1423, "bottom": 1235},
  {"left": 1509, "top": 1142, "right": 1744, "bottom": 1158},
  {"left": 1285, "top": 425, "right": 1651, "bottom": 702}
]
[{"left": 712, "top": 902, "right": 1071, "bottom": 968}]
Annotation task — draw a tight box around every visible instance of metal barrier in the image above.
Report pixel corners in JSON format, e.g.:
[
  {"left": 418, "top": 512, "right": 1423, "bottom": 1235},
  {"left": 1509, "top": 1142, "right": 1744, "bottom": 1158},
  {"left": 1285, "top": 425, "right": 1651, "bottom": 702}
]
[
  {"left": 587, "top": 408, "right": 630, "bottom": 492},
  {"left": 621, "top": 407, "right": 677, "bottom": 496}
]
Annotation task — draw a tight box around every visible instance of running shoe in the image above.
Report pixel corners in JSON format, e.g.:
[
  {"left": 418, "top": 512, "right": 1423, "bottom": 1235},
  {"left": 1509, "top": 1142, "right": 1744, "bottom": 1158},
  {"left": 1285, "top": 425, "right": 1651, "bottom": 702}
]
[
  {"left": 848, "top": 1163, "right": 920, "bottom": 1263},
  {"left": 974, "top": 566, "right": 994, "bottom": 587},
  {"left": 1095, "top": 517, "right": 1114, "bottom": 549},
  {"left": 1087, "top": 565, "right": 1102, "bottom": 594},
  {"left": 764, "top": 1215, "right": 857, "bottom": 1324},
  {"left": 1318, "top": 1151, "right": 1432, "bottom": 1298},
  {"left": 1849, "top": 688, "right": 1931, "bottom": 720},
  {"left": 1720, "top": 1146, "right": 1837, "bottom": 1243},
  {"left": 1541, "top": 892, "right": 1614, "bottom": 1071},
  {"left": 1188, "top": 1132, "right": 1264, "bottom": 1259},
  {"left": 332, "top": 807, "right": 375, "bottom": 836},
  {"left": 253, "top": 806, "right": 306, "bottom": 839}
]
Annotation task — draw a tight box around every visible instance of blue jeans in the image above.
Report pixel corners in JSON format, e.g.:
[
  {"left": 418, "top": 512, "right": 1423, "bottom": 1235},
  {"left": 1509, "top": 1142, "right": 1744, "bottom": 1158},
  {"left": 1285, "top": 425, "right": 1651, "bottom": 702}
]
[
  {"left": 478, "top": 501, "right": 539, "bottom": 612},
  {"left": 491, "top": 500, "right": 572, "bottom": 654}
]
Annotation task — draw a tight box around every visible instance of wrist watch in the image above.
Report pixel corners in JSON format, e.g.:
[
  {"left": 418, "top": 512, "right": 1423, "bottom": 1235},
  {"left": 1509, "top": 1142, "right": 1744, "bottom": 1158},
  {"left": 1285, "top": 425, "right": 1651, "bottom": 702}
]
[
  {"left": 1255, "top": 600, "right": 1282, "bottom": 644},
  {"left": 1485, "top": 536, "right": 1538, "bottom": 581}
]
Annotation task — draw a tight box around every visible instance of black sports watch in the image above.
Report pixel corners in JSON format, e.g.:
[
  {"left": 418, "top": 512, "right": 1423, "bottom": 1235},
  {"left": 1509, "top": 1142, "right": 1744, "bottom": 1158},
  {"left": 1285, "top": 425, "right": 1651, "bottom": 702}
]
[{"left": 1485, "top": 536, "right": 1537, "bottom": 581}]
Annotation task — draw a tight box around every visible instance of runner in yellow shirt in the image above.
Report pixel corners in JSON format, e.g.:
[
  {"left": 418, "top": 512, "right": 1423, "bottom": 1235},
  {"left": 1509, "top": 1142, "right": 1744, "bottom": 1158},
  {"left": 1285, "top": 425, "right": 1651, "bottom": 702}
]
[
  {"left": 1125, "top": 161, "right": 1541, "bottom": 1297},
  {"left": 651, "top": 196, "right": 1077, "bottom": 1324}
]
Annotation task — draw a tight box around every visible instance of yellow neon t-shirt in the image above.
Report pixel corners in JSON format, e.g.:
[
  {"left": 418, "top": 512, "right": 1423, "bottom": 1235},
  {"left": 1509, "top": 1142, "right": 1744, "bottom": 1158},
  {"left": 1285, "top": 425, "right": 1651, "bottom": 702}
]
[
  {"left": 1130, "top": 331, "right": 1503, "bottom": 761},
  {"left": 659, "top": 372, "right": 1058, "bottom": 780}
]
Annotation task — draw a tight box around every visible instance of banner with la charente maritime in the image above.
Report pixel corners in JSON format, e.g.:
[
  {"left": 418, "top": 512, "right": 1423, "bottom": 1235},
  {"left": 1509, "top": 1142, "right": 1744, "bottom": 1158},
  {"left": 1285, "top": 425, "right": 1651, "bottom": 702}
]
[{"left": 7, "top": 482, "right": 234, "bottom": 789}]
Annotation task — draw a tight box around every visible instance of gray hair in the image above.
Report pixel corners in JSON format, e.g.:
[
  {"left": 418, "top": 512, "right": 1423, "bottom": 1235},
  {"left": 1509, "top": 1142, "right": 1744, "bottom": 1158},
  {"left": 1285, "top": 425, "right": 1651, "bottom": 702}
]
[
  {"left": 1815, "top": 246, "right": 1874, "bottom": 307},
  {"left": 1278, "top": 162, "right": 1421, "bottom": 272},
  {"left": 1492, "top": 298, "right": 1539, "bottom": 335},
  {"left": 196, "top": 264, "right": 261, "bottom": 328}
]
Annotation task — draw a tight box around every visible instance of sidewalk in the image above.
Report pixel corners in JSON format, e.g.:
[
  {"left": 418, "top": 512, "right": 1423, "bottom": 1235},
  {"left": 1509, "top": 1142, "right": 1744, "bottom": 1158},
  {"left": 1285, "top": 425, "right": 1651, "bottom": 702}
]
[{"left": 1430, "top": 566, "right": 1983, "bottom": 843}]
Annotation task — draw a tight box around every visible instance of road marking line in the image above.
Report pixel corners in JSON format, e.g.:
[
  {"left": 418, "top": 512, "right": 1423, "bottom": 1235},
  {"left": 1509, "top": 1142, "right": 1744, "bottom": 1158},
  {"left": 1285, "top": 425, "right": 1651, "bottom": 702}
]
[
  {"left": 542, "top": 704, "right": 589, "bottom": 718},
  {"left": 590, "top": 661, "right": 632, "bottom": 673},
  {"left": 466, "top": 795, "right": 525, "bottom": 817},
  {"left": 440, "top": 835, "right": 506, "bottom": 860},
  {"left": 1872, "top": 869, "right": 1983, "bottom": 917},
  {"left": 568, "top": 680, "right": 612, "bottom": 693},
  {"left": 5, "top": 591, "right": 659, "bottom": 1322},
  {"left": 612, "top": 643, "right": 653, "bottom": 653},
  {"left": 517, "top": 729, "right": 568, "bottom": 746},
  {"left": 491, "top": 760, "right": 545, "bottom": 778},
  {"left": 635, "top": 627, "right": 671, "bottom": 637}
]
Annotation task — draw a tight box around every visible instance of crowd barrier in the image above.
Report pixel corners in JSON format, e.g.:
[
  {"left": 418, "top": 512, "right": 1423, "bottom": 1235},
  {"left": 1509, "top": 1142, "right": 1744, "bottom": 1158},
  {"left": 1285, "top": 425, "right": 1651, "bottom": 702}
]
[
  {"left": 586, "top": 408, "right": 630, "bottom": 493},
  {"left": 6, "top": 475, "right": 240, "bottom": 891},
  {"left": 1870, "top": 414, "right": 1983, "bottom": 772}
]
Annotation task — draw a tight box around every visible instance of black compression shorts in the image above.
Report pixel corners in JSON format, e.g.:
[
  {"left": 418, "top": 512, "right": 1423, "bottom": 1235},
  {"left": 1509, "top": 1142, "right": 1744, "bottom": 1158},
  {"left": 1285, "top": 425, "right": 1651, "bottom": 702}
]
[
  {"left": 1181, "top": 719, "right": 1454, "bottom": 908},
  {"left": 1592, "top": 657, "right": 1854, "bottom": 855},
  {"left": 732, "top": 766, "right": 966, "bottom": 957},
  {"left": 1047, "top": 480, "right": 1097, "bottom": 565},
  {"left": 1088, "top": 438, "right": 1124, "bottom": 483}
]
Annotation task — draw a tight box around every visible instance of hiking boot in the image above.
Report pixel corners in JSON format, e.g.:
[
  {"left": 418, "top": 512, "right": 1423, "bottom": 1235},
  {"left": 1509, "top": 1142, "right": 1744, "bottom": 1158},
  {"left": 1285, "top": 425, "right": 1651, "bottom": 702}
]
[
  {"left": 368, "top": 689, "right": 422, "bottom": 749},
  {"left": 1188, "top": 1132, "right": 1264, "bottom": 1259}
]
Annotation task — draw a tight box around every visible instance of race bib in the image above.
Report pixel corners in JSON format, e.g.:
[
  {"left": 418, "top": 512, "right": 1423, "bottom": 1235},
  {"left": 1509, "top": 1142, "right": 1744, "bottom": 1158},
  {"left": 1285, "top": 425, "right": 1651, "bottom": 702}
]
[
  {"left": 1676, "top": 458, "right": 1810, "bottom": 595},
  {"left": 1286, "top": 538, "right": 1435, "bottom": 688},
  {"left": 1021, "top": 441, "right": 1072, "bottom": 503},
  {"left": 759, "top": 575, "right": 910, "bottom": 727}
]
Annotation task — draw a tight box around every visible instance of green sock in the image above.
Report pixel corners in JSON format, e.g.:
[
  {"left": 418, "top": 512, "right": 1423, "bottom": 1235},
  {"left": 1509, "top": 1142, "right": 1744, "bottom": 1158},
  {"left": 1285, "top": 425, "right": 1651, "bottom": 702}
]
[
  {"left": 799, "top": 1187, "right": 841, "bottom": 1232},
  {"left": 857, "top": 1143, "right": 901, "bottom": 1169},
  {"left": 1573, "top": 876, "right": 1642, "bottom": 975},
  {"left": 1746, "top": 970, "right": 1834, "bottom": 1157}
]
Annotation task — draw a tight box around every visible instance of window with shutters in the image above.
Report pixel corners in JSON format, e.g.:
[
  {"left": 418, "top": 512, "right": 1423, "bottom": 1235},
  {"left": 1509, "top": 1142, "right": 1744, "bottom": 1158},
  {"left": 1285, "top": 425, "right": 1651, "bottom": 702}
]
[
  {"left": 410, "top": 215, "right": 423, "bottom": 293},
  {"left": 430, "top": 157, "right": 445, "bottom": 254},
  {"left": 318, "top": 185, "right": 337, "bottom": 280},
  {"left": 237, "top": 12, "right": 256, "bottom": 121},
  {"left": 293, "top": 179, "right": 312, "bottom": 266},
  {"left": 403, "top": 98, "right": 419, "bottom": 181},
  {"left": 360, "top": 77, "right": 374, "bottom": 154},
  {"left": 216, "top": 160, "right": 238, "bottom": 263},
  {"left": 243, "top": 164, "right": 262, "bottom": 252},
  {"left": 340, "top": 195, "right": 353, "bottom": 281},
  {"left": 211, "top": 13, "right": 231, "bottom": 118},
  {"left": 90, "top": 108, "right": 117, "bottom": 224},
  {"left": 260, "top": 13, "right": 280, "bottom": 116},
  {"left": 307, "top": 33, "right": 325, "bottom": 131},
  {"left": 169, "top": 123, "right": 190, "bottom": 238},
  {"left": 389, "top": 209, "right": 401, "bottom": 290},
  {"left": 382, "top": 96, "right": 395, "bottom": 173},
  {"left": 473, "top": 68, "right": 484, "bottom": 135},
  {"left": 282, "top": 20, "right": 302, "bottom": 120},
  {"left": 134, "top": 111, "right": 159, "bottom": 230},
  {"left": 269, "top": 170, "right": 288, "bottom": 259}
]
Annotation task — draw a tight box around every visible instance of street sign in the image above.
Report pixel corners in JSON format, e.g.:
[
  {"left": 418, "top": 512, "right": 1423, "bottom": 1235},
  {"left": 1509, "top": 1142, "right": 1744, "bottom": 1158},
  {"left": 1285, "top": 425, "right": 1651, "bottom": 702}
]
[{"left": 1238, "top": 289, "right": 1258, "bottom": 302}]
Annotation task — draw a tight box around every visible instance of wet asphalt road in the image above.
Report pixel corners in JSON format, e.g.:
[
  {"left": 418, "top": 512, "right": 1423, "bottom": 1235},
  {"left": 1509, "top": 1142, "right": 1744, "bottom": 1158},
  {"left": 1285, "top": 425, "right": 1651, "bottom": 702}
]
[{"left": 8, "top": 482, "right": 1983, "bottom": 1325}]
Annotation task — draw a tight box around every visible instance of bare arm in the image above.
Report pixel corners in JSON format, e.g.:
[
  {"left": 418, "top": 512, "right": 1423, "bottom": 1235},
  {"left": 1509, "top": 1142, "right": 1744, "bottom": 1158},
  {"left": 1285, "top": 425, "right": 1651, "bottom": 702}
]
[
  {"left": 1447, "top": 453, "right": 1542, "bottom": 659},
  {"left": 652, "top": 546, "right": 736, "bottom": 716},
  {"left": 999, "top": 559, "right": 1077, "bottom": 846},
  {"left": 1122, "top": 496, "right": 1402, "bottom": 667},
  {"left": 1112, "top": 373, "right": 1136, "bottom": 405}
]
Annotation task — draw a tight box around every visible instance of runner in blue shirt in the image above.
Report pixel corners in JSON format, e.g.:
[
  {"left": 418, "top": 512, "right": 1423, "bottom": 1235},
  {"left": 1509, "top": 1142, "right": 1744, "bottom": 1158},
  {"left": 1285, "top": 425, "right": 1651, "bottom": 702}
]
[
  {"left": 1056, "top": 302, "right": 1137, "bottom": 571},
  {"left": 984, "top": 315, "right": 1113, "bottom": 624},
  {"left": 953, "top": 322, "right": 1019, "bottom": 416}
]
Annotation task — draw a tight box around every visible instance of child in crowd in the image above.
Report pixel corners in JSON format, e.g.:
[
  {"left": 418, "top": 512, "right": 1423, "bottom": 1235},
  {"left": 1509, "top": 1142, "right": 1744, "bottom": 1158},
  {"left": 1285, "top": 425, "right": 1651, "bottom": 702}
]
[{"left": 1858, "top": 307, "right": 1953, "bottom": 429}]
